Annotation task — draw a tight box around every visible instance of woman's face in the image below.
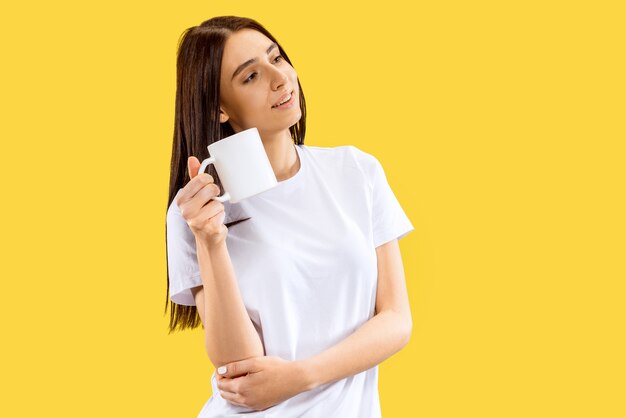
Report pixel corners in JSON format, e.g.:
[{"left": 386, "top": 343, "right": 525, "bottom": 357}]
[{"left": 219, "top": 29, "right": 301, "bottom": 135}]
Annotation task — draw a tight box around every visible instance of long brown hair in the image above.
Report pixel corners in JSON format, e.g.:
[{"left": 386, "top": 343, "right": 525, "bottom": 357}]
[{"left": 165, "top": 16, "right": 307, "bottom": 333}]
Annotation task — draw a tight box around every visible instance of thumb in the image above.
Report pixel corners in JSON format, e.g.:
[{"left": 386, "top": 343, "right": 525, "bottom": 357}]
[{"left": 187, "top": 156, "right": 201, "bottom": 179}]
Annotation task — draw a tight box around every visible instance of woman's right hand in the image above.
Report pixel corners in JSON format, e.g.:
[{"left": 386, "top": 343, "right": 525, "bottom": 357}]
[{"left": 176, "top": 156, "right": 228, "bottom": 247}]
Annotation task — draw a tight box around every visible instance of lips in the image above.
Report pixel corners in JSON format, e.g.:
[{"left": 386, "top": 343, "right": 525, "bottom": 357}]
[{"left": 272, "top": 90, "right": 294, "bottom": 108}]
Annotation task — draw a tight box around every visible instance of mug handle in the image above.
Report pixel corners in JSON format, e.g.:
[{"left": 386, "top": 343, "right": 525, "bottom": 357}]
[{"left": 198, "top": 156, "right": 231, "bottom": 203}]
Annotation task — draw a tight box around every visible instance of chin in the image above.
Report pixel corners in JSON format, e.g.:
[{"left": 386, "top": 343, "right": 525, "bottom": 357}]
[
  {"left": 288, "top": 109, "right": 303, "bottom": 126},
  {"left": 266, "top": 113, "right": 302, "bottom": 132}
]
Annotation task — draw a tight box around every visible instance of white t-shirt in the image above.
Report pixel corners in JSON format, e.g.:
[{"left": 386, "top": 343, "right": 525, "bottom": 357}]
[{"left": 166, "top": 144, "right": 414, "bottom": 418}]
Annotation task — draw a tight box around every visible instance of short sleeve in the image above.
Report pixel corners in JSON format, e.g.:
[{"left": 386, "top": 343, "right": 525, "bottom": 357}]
[
  {"left": 369, "top": 156, "right": 414, "bottom": 248},
  {"left": 166, "top": 190, "right": 202, "bottom": 306}
]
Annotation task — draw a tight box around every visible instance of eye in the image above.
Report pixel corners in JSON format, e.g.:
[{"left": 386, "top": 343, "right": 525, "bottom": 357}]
[
  {"left": 243, "top": 56, "right": 284, "bottom": 84},
  {"left": 243, "top": 72, "right": 257, "bottom": 84}
]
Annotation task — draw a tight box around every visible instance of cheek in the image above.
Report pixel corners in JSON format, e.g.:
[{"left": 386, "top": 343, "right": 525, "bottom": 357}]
[
  {"left": 288, "top": 69, "right": 298, "bottom": 86},
  {"left": 229, "top": 91, "right": 265, "bottom": 120},
  {"left": 241, "top": 89, "right": 267, "bottom": 108}
]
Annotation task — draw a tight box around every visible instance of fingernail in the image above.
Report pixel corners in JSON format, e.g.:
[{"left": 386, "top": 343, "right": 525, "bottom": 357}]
[{"left": 217, "top": 366, "right": 227, "bottom": 375}]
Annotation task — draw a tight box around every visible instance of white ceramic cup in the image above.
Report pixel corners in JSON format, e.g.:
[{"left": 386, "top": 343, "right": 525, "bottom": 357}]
[{"left": 198, "top": 127, "right": 277, "bottom": 203}]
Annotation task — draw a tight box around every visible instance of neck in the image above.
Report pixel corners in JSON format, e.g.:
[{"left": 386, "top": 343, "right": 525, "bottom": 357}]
[{"left": 259, "top": 129, "right": 300, "bottom": 182}]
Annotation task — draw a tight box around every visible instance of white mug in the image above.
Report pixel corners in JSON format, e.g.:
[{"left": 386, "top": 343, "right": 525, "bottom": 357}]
[{"left": 198, "top": 127, "right": 277, "bottom": 203}]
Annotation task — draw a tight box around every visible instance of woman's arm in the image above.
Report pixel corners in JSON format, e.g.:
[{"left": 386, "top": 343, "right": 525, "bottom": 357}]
[
  {"left": 299, "top": 238, "right": 412, "bottom": 389},
  {"left": 216, "top": 238, "right": 412, "bottom": 410},
  {"left": 192, "top": 238, "right": 265, "bottom": 368}
]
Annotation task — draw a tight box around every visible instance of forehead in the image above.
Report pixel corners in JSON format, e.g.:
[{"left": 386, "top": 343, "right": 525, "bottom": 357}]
[{"left": 221, "top": 29, "right": 274, "bottom": 70}]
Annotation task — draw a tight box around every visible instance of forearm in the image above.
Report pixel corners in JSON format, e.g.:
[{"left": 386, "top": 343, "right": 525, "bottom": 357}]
[
  {"left": 196, "top": 238, "right": 265, "bottom": 367},
  {"left": 300, "top": 310, "right": 411, "bottom": 390}
]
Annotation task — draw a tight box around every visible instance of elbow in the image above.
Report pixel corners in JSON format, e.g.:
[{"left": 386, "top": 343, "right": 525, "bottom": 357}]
[
  {"left": 402, "top": 321, "right": 413, "bottom": 346},
  {"left": 204, "top": 346, "right": 219, "bottom": 368},
  {"left": 204, "top": 341, "right": 225, "bottom": 368},
  {"left": 206, "top": 350, "right": 232, "bottom": 370},
  {"left": 205, "top": 341, "right": 265, "bottom": 369},
  {"left": 400, "top": 314, "right": 413, "bottom": 347},
  {"left": 382, "top": 309, "right": 413, "bottom": 347},
  {"left": 204, "top": 347, "right": 234, "bottom": 369}
]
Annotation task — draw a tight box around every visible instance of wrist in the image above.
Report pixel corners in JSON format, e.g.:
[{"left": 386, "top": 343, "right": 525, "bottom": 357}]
[
  {"left": 195, "top": 234, "right": 226, "bottom": 253},
  {"left": 296, "top": 358, "right": 319, "bottom": 392}
]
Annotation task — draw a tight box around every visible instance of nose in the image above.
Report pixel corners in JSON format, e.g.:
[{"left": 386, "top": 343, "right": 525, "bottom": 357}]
[{"left": 270, "top": 68, "right": 289, "bottom": 91}]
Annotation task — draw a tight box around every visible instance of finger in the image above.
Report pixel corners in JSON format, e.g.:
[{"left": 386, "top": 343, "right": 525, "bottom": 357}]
[
  {"left": 182, "top": 184, "right": 221, "bottom": 218},
  {"left": 218, "top": 358, "right": 257, "bottom": 378},
  {"left": 196, "top": 200, "right": 225, "bottom": 223},
  {"left": 188, "top": 156, "right": 201, "bottom": 179},
  {"left": 218, "top": 390, "right": 247, "bottom": 408},
  {"left": 186, "top": 203, "right": 225, "bottom": 231},
  {"left": 216, "top": 376, "right": 240, "bottom": 393},
  {"left": 197, "top": 182, "right": 221, "bottom": 202},
  {"left": 177, "top": 175, "right": 216, "bottom": 209}
]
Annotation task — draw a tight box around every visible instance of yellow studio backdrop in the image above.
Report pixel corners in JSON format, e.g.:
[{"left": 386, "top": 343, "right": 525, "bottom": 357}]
[{"left": 1, "top": 1, "right": 624, "bottom": 417}]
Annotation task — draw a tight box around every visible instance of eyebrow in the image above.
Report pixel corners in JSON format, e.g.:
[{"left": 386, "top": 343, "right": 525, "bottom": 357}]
[{"left": 231, "top": 42, "right": 278, "bottom": 80}]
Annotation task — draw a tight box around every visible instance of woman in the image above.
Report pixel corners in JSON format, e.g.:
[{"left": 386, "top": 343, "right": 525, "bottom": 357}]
[{"left": 165, "top": 16, "right": 414, "bottom": 417}]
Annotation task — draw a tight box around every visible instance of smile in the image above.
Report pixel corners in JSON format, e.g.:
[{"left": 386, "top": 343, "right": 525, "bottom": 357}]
[{"left": 271, "top": 90, "right": 296, "bottom": 109}]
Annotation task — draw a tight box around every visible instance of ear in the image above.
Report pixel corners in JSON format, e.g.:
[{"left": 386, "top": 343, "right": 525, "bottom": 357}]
[{"left": 219, "top": 108, "right": 229, "bottom": 123}]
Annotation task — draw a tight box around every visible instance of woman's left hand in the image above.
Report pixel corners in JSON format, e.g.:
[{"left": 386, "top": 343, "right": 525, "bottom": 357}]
[{"left": 216, "top": 356, "right": 311, "bottom": 411}]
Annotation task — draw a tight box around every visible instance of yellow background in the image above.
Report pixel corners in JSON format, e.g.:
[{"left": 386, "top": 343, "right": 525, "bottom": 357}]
[{"left": 1, "top": 1, "right": 624, "bottom": 417}]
